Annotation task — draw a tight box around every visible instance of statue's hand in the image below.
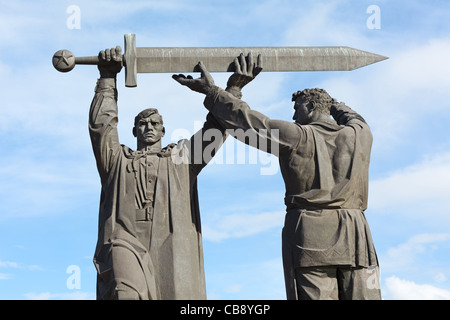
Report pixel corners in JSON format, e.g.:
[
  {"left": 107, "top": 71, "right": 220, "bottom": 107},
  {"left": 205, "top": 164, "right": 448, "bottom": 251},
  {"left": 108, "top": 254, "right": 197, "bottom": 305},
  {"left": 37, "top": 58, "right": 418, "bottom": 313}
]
[
  {"left": 98, "top": 46, "right": 123, "bottom": 78},
  {"left": 226, "top": 53, "right": 262, "bottom": 95},
  {"left": 172, "top": 61, "right": 215, "bottom": 95},
  {"left": 330, "top": 99, "right": 345, "bottom": 117}
]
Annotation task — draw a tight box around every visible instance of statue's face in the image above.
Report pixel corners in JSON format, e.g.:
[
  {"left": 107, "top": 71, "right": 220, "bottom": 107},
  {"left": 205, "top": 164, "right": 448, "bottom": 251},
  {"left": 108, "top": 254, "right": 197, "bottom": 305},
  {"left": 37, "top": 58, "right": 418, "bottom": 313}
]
[
  {"left": 293, "top": 96, "right": 312, "bottom": 125},
  {"left": 135, "top": 114, "right": 165, "bottom": 146}
]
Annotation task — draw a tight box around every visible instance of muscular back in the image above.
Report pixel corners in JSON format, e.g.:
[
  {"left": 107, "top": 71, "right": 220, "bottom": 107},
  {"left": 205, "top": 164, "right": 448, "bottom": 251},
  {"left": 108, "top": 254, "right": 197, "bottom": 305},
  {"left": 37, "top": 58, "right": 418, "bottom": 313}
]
[
  {"left": 333, "top": 126, "right": 356, "bottom": 183},
  {"left": 203, "top": 88, "right": 372, "bottom": 210},
  {"left": 280, "top": 120, "right": 370, "bottom": 210}
]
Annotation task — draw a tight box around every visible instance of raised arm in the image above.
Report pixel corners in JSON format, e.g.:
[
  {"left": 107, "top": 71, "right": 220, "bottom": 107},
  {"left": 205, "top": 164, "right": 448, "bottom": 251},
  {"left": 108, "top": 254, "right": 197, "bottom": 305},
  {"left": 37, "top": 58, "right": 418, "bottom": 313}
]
[
  {"left": 88, "top": 46, "right": 123, "bottom": 178},
  {"left": 172, "top": 57, "right": 249, "bottom": 175},
  {"left": 331, "top": 100, "right": 368, "bottom": 126},
  {"left": 182, "top": 112, "right": 227, "bottom": 176},
  {"left": 173, "top": 53, "right": 303, "bottom": 156},
  {"left": 203, "top": 88, "right": 303, "bottom": 155},
  {"left": 331, "top": 100, "right": 373, "bottom": 155}
]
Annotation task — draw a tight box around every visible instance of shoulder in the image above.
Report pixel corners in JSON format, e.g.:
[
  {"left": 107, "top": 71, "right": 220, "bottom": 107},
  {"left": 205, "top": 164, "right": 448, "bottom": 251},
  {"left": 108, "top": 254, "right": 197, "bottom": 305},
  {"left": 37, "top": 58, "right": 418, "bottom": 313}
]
[
  {"left": 159, "top": 142, "right": 180, "bottom": 158},
  {"left": 343, "top": 120, "right": 373, "bottom": 146},
  {"left": 269, "top": 120, "right": 310, "bottom": 151}
]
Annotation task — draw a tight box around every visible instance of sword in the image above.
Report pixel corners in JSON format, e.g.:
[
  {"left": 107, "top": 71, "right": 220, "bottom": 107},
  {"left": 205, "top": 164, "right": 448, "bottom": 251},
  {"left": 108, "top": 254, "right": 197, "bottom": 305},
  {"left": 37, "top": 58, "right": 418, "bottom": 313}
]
[{"left": 52, "top": 33, "right": 388, "bottom": 87}]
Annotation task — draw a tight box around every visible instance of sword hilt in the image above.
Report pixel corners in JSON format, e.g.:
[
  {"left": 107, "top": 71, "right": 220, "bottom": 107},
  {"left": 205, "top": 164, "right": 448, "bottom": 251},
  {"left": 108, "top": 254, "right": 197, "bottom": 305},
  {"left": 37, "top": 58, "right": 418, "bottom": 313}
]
[{"left": 52, "top": 33, "right": 137, "bottom": 87}]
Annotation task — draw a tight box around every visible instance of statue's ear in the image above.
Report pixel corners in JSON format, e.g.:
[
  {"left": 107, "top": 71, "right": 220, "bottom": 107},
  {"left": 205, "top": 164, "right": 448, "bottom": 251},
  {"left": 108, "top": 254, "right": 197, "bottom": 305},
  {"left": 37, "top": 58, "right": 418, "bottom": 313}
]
[
  {"left": 162, "top": 126, "right": 166, "bottom": 137},
  {"left": 132, "top": 126, "right": 137, "bottom": 137}
]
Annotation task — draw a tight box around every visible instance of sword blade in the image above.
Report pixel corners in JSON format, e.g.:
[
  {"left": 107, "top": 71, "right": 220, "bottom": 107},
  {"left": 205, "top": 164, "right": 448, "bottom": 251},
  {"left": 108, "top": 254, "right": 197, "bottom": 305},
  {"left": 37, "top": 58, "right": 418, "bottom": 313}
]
[{"left": 135, "top": 46, "right": 388, "bottom": 73}]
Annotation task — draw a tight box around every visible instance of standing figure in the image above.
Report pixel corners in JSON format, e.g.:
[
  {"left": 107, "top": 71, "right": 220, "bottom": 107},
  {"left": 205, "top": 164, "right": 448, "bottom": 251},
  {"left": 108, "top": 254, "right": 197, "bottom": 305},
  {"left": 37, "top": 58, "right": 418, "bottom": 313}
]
[
  {"left": 89, "top": 47, "right": 257, "bottom": 299},
  {"left": 174, "top": 53, "right": 381, "bottom": 300}
]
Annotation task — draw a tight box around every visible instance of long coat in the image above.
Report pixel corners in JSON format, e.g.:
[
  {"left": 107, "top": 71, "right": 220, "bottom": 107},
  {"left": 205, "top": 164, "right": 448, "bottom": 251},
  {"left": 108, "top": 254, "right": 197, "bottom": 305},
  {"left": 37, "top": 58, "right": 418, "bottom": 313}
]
[{"left": 89, "top": 78, "right": 225, "bottom": 299}]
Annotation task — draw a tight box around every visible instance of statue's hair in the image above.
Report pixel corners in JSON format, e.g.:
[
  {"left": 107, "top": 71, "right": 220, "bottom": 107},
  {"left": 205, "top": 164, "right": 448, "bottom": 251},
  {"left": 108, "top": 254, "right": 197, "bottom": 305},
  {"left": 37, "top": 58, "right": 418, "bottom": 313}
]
[
  {"left": 292, "top": 88, "right": 333, "bottom": 114},
  {"left": 134, "top": 108, "right": 163, "bottom": 126}
]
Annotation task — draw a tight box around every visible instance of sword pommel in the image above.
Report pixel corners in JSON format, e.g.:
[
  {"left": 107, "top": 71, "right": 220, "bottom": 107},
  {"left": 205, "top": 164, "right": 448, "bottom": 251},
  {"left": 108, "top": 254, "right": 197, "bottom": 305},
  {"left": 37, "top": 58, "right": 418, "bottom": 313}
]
[{"left": 52, "top": 34, "right": 138, "bottom": 87}]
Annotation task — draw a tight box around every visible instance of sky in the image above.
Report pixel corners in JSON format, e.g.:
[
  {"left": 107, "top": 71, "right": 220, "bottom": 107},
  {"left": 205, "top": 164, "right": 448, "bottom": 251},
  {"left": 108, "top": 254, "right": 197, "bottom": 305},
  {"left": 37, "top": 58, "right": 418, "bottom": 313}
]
[{"left": 1, "top": 0, "right": 450, "bottom": 300}]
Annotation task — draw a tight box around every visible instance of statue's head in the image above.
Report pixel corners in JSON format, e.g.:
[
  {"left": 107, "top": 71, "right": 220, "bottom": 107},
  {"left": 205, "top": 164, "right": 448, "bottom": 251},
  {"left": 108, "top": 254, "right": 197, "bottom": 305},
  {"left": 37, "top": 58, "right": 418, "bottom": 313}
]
[
  {"left": 132, "top": 108, "right": 165, "bottom": 148},
  {"left": 291, "top": 88, "right": 333, "bottom": 125}
]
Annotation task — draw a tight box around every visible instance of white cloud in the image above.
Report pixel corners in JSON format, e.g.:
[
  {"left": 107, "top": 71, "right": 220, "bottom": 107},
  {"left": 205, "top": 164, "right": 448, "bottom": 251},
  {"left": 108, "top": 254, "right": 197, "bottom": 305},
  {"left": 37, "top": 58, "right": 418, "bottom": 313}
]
[
  {"left": 385, "top": 276, "right": 450, "bottom": 300},
  {"left": 0, "top": 274, "right": 12, "bottom": 280},
  {"left": 0, "top": 260, "right": 42, "bottom": 271},
  {"left": 434, "top": 273, "right": 447, "bottom": 283},
  {"left": 387, "top": 38, "right": 450, "bottom": 96},
  {"left": 319, "top": 38, "right": 450, "bottom": 154},
  {"left": 378, "top": 233, "right": 450, "bottom": 290},
  {"left": 0, "top": 152, "right": 99, "bottom": 220},
  {"left": 383, "top": 233, "right": 450, "bottom": 268},
  {"left": 77, "top": 0, "right": 186, "bottom": 20},
  {"left": 0, "top": 2, "right": 57, "bottom": 46},
  {"left": 369, "top": 152, "right": 450, "bottom": 213},
  {"left": 0, "top": 261, "right": 20, "bottom": 268},
  {"left": 282, "top": 1, "right": 365, "bottom": 47},
  {"left": 203, "top": 211, "right": 284, "bottom": 242}
]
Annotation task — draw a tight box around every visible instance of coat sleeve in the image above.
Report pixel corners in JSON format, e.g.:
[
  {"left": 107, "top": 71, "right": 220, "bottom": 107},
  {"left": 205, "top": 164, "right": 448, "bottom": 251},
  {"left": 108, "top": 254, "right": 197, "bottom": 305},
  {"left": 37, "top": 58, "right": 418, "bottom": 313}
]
[
  {"left": 187, "top": 112, "right": 228, "bottom": 177},
  {"left": 331, "top": 102, "right": 373, "bottom": 150},
  {"left": 203, "top": 87, "right": 305, "bottom": 156},
  {"left": 88, "top": 78, "right": 122, "bottom": 178}
]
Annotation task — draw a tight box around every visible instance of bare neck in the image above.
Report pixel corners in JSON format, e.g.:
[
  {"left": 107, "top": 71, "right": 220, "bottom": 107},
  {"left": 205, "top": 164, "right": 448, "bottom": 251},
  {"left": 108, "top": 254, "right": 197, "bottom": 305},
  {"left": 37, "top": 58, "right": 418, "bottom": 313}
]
[{"left": 310, "top": 112, "right": 335, "bottom": 124}]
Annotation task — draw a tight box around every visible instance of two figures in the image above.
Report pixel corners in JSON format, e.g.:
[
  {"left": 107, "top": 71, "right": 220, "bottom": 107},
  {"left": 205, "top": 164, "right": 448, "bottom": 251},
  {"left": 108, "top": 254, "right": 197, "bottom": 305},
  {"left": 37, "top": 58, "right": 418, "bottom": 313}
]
[{"left": 90, "top": 46, "right": 380, "bottom": 300}]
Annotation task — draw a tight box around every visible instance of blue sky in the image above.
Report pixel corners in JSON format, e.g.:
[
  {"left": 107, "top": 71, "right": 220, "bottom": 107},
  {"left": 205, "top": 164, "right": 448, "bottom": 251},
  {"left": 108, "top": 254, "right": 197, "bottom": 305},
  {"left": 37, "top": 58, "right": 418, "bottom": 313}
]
[{"left": 1, "top": 0, "right": 450, "bottom": 300}]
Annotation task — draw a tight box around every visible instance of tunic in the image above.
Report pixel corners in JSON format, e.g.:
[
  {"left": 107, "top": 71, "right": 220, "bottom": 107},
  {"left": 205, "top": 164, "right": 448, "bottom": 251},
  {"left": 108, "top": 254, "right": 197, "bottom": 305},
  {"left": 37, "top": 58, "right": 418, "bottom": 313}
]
[
  {"left": 203, "top": 87, "right": 379, "bottom": 299},
  {"left": 89, "top": 78, "right": 226, "bottom": 299}
]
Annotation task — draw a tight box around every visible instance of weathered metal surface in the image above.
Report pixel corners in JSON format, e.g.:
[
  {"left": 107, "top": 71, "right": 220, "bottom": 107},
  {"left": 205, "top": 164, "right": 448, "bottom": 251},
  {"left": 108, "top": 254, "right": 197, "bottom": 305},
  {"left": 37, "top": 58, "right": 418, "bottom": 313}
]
[{"left": 136, "top": 46, "right": 388, "bottom": 73}]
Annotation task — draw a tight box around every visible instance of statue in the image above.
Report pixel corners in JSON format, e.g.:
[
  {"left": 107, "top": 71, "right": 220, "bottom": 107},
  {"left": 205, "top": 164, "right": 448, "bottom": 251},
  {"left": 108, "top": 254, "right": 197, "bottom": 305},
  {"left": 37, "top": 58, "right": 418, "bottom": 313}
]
[
  {"left": 53, "top": 34, "right": 386, "bottom": 300},
  {"left": 89, "top": 47, "right": 259, "bottom": 299},
  {"left": 174, "top": 54, "right": 382, "bottom": 300}
]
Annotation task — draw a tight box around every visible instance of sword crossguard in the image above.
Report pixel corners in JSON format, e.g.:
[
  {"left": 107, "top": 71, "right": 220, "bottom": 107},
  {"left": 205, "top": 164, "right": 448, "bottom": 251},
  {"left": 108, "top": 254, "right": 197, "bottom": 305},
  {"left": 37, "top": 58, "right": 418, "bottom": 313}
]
[{"left": 52, "top": 34, "right": 137, "bottom": 87}]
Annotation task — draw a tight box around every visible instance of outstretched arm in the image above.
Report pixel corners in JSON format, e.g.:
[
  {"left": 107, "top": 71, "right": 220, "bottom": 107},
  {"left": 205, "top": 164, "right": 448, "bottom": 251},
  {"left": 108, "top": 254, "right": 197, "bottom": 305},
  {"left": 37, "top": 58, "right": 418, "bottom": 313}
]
[
  {"left": 331, "top": 100, "right": 368, "bottom": 126},
  {"left": 89, "top": 46, "right": 123, "bottom": 178},
  {"left": 203, "top": 89, "right": 303, "bottom": 155},
  {"left": 171, "top": 61, "right": 227, "bottom": 175},
  {"left": 171, "top": 54, "right": 263, "bottom": 174},
  {"left": 330, "top": 100, "right": 373, "bottom": 155},
  {"left": 173, "top": 53, "right": 301, "bottom": 155}
]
